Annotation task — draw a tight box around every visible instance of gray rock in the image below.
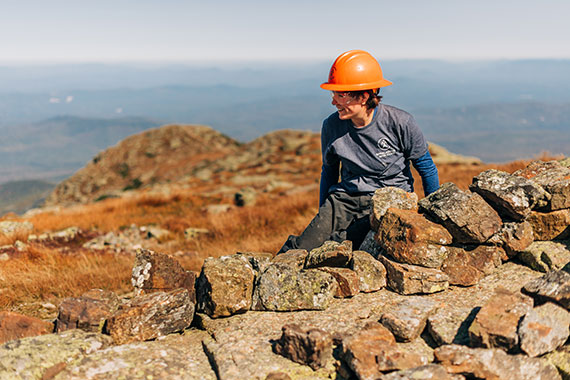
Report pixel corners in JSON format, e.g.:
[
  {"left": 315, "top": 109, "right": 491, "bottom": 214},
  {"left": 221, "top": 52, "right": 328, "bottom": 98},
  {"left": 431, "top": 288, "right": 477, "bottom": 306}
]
[
  {"left": 470, "top": 169, "right": 549, "bottom": 220},
  {"left": 351, "top": 250, "right": 386, "bottom": 293},
  {"left": 379, "top": 255, "right": 449, "bottom": 295},
  {"left": 273, "top": 324, "right": 333, "bottom": 370},
  {"left": 518, "top": 240, "right": 570, "bottom": 272},
  {"left": 55, "top": 329, "right": 216, "bottom": 380},
  {"left": 523, "top": 264, "right": 570, "bottom": 309},
  {"left": 379, "top": 297, "right": 438, "bottom": 342},
  {"left": 359, "top": 231, "right": 385, "bottom": 259},
  {"left": 0, "top": 329, "right": 112, "bottom": 380},
  {"left": 196, "top": 254, "right": 255, "bottom": 318},
  {"left": 370, "top": 187, "right": 418, "bottom": 231},
  {"left": 519, "top": 302, "right": 570, "bottom": 357},
  {"left": 305, "top": 240, "right": 352, "bottom": 268},
  {"left": 418, "top": 182, "right": 502, "bottom": 244},
  {"left": 435, "top": 344, "right": 561, "bottom": 380},
  {"left": 252, "top": 264, "right": 338, "bottom": 311},
  {"left": 106, "top": 289, "right": 195, "bottom": 345}
]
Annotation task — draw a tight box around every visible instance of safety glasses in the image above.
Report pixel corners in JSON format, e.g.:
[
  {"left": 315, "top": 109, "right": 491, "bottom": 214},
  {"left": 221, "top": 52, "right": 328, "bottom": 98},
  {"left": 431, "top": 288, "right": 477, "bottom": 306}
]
[{"left": 331, "top": 91, "right": 355, "bottom": 104}]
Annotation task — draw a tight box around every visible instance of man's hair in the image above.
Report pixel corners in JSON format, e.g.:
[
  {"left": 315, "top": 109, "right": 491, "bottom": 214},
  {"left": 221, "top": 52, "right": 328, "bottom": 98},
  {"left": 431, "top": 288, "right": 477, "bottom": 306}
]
[{"left": 349, "top": 89, "right": 382, "bottom": 110}]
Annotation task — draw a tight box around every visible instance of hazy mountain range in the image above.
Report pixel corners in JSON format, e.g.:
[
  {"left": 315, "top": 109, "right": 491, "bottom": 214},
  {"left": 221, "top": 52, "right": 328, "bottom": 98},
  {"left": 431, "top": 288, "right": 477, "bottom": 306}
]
[{"left": 0, "top": 59, "right": 568, "bottom": 188}]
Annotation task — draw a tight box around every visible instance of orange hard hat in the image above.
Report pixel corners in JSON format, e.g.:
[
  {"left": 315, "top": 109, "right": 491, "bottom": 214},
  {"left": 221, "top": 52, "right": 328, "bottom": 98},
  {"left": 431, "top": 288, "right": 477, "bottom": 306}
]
[{"left": 320, "top": 50, "right": 392, "bottom": 91}]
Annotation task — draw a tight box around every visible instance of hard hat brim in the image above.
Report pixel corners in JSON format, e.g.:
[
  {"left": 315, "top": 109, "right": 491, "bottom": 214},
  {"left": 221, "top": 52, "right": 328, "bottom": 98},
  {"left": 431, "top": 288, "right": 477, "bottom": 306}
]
[{"left": 320, "top": 78, "right": 393, "bottom": 91}]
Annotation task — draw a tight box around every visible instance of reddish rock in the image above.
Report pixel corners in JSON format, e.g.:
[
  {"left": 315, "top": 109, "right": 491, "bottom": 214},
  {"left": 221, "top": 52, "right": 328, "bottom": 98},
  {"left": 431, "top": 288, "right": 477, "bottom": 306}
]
[
  {"left": 271, "top": 249, "right": 308, "bottom": 270},
  {"left": 196, "top": 254, "right": 255, "bottom": 318},
  {"left": 317, "top": 267, "right": 360, "bottom": 298},
  {"left": 305, "top": 240, "right": 352, "bottom": 268},
  {"left": 0, "top": 311, "right": 53, "bottom": 344},
  {"left": 418, "top": 182, "right": 502, "bottom": 244},
  {"left": 527, "top": 209, "right": 570, "bottom": 241},
  {"left": 56, "top": 288, "right": 120, "bottom": 333},
  {"left": 435, "top": 344, "right": 561, "bottom": 380},
  {"left": 273, "top": 324, "right": 332, "bottom": 370},
  {"left": 106, "top": 288, "right": 194, "bottom": 345},
  {"left": 379, "top": 255, "right": 449, "bottom": 295},
  {"left": 341, "top": 322, "right": 427, "bottom": 379},
  {"left": 468, "top": 287, "right": 534, "bottom": 351},
  {"left": 440, "top": 245, "right": 503, "bottom": 286},
  {"left": 376, "top": 208, "right": 452, "bottom": 268},
  {"left": 518, "top": 302, "right": 570, "bottom": 357},
  {"left": 351, "top": 250, "right": 386, "bottom": 292},
  {"left": 370, "top": 187, "right": 418, "bottom": 231},
  {"left": 132, "top": 248, "right": 196, "bottom": 301}
]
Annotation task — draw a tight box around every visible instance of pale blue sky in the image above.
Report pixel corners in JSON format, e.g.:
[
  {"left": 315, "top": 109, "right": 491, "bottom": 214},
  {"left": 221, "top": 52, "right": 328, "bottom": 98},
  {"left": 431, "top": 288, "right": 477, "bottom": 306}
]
[{"left": 1, "top": 0, "right": 569, "bottom": 63}]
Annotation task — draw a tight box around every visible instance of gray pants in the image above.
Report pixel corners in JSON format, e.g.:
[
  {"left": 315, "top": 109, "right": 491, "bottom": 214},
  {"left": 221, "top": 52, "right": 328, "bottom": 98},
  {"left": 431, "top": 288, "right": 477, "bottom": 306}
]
[{"left": 278, "top": 191, "right": 372, "bottom": 254}]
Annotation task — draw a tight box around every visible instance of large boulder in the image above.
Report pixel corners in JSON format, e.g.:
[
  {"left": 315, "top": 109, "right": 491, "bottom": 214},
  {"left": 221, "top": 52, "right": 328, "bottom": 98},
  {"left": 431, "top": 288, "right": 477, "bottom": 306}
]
[
  {"left": 468, "top": 288, "right": 534, "bottom": 351},
  {"left": 252, "top": 264, "right": 338, "bottom": 311},
  {"left": 376, "top": 208, "right": 452, "bottom": 268},
  {"left": 470, "top": 169, "right": 549, "bottom": 220},
  {"left": 369, "top": 187, "right": 418, "bottom": 231},
  {"left": 419, "top": 182, "right": 502, "bottom": 244},
  {"left": 518, "top": 302, "right": 570, "bottom": 357},
  {"left": 304, "top": 240, "right": 352, "bottom": 268},
  {"left": 106, "top": 289, "right": 195, "bottom": 345},
  {"left": 196, "top": 254, "right": 255, "bottom": 318},
  {"left": 351, "top": 250, "right": 386, "bottom": 293}
]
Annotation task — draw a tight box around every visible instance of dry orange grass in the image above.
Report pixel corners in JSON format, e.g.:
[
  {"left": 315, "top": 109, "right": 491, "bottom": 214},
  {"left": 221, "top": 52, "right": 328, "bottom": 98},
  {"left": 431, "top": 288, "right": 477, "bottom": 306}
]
[{"left": 0, "top": 245, "right": 133, "bottom": 314}]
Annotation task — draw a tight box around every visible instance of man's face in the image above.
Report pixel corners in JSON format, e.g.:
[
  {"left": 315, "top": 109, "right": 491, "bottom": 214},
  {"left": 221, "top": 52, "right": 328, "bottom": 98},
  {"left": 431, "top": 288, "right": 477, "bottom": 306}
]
[{"left": 331, "top": 91, "right": 368, "bottom": 121}]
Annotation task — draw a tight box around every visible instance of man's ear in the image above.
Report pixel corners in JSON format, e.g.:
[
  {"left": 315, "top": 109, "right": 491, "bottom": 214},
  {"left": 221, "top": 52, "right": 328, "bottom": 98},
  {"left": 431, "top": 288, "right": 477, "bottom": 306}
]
[{"left": 359, "top": 92, "right": 370, "bottom": 105}]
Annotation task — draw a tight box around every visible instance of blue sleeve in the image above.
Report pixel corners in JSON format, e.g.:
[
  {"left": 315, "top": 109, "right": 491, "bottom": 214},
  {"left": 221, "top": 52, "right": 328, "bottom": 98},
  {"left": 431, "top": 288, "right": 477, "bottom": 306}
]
[
  {"left": 320, "top": 163, "right": 339, "bottom": 206},
  {"left": 412, "top": 150, "right": 439, "bottom": 196}
]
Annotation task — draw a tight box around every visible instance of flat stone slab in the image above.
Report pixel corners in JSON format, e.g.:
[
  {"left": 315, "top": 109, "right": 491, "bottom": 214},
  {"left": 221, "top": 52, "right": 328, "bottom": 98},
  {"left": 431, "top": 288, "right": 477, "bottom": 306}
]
[
  {"left": 435, "top": 344, "right": 561, "bottom": 380},
  {"left": 0, "top": 330, "right": 112, "bottom": 380},
  {"left": 55, "top": 329, "right": 216, "bottom": 380}
]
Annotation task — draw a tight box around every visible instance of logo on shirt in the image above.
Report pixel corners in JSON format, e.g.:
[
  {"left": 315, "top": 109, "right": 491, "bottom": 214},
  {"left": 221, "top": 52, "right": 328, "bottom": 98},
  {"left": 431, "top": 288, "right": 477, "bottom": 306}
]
[{"left": 376, "top": 138, "right": 396, "bottom": 159}]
